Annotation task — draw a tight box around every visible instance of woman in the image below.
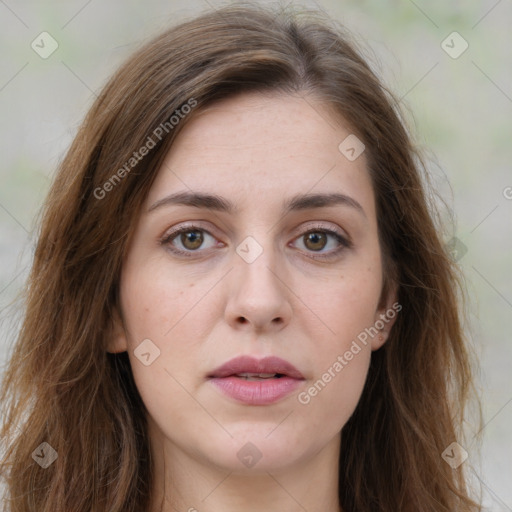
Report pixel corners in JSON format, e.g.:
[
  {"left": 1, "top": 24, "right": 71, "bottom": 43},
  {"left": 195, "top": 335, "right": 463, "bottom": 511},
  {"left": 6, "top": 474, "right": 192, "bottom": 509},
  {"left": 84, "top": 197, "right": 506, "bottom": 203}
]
[{"left": 0, "top": 3, "right": 481, "bottom": 511}]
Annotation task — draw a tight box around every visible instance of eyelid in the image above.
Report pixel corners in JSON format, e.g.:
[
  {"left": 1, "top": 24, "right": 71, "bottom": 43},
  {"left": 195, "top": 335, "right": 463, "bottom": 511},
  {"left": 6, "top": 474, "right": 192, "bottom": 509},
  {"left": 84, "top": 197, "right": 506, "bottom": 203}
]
[
  {"left": 289, "top": 223, "right": 352, "bottom": 261},
  {"left": 295, "top": 221, "right": 351, "bottom": 244},
  {"left": 159, "top": 222, "right": 220, "bottom": 254}
]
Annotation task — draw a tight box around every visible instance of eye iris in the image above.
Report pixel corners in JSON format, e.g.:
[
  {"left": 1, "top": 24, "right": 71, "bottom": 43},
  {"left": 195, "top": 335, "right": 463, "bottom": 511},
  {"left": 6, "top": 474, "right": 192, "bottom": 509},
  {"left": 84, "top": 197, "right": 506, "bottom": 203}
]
[
  {"left": 304, "top": 232, "right": 327, "bottom": 251},
  {"left": 181, "top": 230, "right": 203, "bottom": 250}
]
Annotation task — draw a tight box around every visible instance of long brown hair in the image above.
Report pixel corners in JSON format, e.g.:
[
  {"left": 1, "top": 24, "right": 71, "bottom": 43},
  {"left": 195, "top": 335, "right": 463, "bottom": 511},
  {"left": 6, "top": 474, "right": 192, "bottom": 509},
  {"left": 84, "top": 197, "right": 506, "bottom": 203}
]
[{"left": 0, "top": 3, "right": 481, "bottom": 511}]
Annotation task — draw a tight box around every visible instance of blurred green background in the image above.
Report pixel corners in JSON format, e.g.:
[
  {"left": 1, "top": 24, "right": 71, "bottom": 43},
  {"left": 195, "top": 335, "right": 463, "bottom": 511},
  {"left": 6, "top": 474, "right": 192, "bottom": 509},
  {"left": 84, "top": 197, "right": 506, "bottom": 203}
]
[{"left": 1, "top": 0, "right": 511, "bottom": 508}]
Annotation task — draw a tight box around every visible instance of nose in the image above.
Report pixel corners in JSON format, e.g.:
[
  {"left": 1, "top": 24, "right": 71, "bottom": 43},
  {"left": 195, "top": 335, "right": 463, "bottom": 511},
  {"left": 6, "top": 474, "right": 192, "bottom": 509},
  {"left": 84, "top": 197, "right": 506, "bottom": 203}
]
[{"left": 224, "top": 241, "right": 292, "bottom": 334}]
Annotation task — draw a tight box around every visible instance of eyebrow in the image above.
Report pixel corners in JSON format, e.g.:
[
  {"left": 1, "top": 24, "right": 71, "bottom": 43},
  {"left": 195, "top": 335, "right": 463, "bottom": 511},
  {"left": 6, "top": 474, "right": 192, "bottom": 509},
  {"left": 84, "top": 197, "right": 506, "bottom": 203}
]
[{"left": 147, "top": 191, "right": 366, "bottom": 218}]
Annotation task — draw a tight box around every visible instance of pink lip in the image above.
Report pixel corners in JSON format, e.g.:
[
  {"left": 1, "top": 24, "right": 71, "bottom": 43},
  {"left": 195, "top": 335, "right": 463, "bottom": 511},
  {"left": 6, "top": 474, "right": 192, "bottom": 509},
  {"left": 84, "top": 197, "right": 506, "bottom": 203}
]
[{"left": 208, "top": 355, "right": 305, "bottom": 405}]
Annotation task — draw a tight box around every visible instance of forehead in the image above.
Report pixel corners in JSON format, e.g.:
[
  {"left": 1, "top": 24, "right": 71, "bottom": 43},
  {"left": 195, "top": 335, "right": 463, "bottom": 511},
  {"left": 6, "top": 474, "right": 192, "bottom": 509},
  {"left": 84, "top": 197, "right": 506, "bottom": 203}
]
[{"left": 146, "top": 92, "right": 374, "bottom": 219}]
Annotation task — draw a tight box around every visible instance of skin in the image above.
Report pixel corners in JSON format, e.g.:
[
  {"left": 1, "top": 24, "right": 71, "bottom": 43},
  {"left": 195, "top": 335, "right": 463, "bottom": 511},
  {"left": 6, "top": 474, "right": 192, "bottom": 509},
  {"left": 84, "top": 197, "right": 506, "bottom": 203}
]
[{"left": 108, "top": 91, "right": 397, "bottom": 512}]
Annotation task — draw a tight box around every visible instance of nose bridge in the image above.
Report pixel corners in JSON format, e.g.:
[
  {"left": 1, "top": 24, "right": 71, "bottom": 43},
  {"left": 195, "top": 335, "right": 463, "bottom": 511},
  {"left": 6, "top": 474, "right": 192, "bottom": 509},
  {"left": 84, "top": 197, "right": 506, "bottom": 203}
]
[
  {"left": 226, "top": 229, "right": 291, "bottom": 330},
  {"left": 234, "top": 231, "right": 282, "bottom": 292}
]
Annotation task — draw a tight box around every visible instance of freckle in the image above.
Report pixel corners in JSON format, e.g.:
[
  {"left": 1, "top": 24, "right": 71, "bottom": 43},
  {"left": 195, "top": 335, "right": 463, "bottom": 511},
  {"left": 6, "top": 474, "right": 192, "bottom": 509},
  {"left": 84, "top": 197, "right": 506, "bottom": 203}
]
[{"left": 189, "top": 283, "right": 194, "bottom": 287}]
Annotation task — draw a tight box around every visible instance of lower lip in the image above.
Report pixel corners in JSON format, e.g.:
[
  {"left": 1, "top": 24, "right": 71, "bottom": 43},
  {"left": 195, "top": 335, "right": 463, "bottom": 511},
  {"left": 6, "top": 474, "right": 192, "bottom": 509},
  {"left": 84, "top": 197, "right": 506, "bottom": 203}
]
[{"left": 209, "top": 376, "right": 303, "bottom": 405}]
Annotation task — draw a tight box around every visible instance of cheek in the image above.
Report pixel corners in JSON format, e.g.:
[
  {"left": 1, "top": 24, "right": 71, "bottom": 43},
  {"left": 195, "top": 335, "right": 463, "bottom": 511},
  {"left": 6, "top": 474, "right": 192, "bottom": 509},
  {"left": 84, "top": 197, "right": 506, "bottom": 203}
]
[
  {"left": 290, "top": 336, "right": 371, "bottom": 456},
  {"left": 120, "top": 271, "right": 208, "bottom": 432},
  {"left": 302, "top": 265, "right": 383, "bottom": 350},
  {"left": 119, "top": 260, "right": 220, "bottom": 402},
  {"left": 290, "top": 269, "right": 380, "bottom": 433},
  {"left": 120, "top": 258, "right": 212, "bottom": 344},
  {"left": 295, "top": 309, "right": 372, "bottom": 443}
]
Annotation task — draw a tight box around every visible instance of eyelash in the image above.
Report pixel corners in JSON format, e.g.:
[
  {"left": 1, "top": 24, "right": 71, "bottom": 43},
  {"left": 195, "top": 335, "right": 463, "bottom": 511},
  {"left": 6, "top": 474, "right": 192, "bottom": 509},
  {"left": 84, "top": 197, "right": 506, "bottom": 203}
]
[{"left": 160, "top": 223, "right": 352, "bottom": 260}]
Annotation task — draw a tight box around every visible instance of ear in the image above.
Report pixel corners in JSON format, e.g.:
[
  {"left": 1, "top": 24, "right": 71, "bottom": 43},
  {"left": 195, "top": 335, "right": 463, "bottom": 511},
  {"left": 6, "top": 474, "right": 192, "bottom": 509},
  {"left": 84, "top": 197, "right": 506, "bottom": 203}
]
[
  {"left": 106, "top": 305, "right": 128, "bottom": 354},
  {"left": 371, "top": 280, "right": 400, "bottom": 351}
]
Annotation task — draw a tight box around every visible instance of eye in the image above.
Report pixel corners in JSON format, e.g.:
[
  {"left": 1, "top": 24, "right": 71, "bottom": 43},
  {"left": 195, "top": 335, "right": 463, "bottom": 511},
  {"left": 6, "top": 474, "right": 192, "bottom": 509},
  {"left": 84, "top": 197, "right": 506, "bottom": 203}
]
[
  {"left": 161, "top": 224, "right": 219, "bottom": 256},
  {"left": 161, "top": 223, "right": 351, "bottom": 259},
  {"left": 291, "top": 225, "right": 351, "bottom": 260}
]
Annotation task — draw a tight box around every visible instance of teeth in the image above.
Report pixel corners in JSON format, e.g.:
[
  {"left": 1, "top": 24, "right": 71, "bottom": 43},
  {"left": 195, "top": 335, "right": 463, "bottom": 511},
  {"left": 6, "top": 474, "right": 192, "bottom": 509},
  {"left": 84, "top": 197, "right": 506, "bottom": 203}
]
[{"left": 236, "top": 373, "right": 278, "bottom": 380}]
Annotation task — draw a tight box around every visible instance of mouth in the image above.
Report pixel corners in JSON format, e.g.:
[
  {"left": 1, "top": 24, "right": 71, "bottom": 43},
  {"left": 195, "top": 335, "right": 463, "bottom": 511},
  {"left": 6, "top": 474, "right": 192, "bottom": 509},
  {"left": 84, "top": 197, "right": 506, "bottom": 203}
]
[
  {"left": 208, "top": 355, "right": 305, "bottom": 405},
  {"left": 233, "top": 372, "right": 286, "bottom": 381}
]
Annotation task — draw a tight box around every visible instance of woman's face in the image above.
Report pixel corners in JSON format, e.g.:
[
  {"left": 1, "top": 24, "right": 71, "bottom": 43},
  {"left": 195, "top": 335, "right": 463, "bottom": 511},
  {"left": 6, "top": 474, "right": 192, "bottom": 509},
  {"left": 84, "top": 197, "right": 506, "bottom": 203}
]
[{"left": 111, "top": 92, "right": 396, "bottom": 473}]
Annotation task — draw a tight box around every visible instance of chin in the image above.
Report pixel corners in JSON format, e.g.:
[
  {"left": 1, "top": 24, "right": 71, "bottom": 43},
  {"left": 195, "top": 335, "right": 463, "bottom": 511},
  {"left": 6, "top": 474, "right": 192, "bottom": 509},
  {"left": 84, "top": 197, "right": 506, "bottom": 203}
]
[{"left": 197, "top": 428, "right": 315, "bottom": 474}]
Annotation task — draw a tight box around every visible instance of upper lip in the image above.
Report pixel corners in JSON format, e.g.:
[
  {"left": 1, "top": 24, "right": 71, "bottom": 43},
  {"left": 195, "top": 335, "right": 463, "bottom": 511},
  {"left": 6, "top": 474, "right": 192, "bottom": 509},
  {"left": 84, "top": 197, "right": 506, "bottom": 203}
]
[{"left": 208, "top": 355, "right": 305, "bottom": 380}]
